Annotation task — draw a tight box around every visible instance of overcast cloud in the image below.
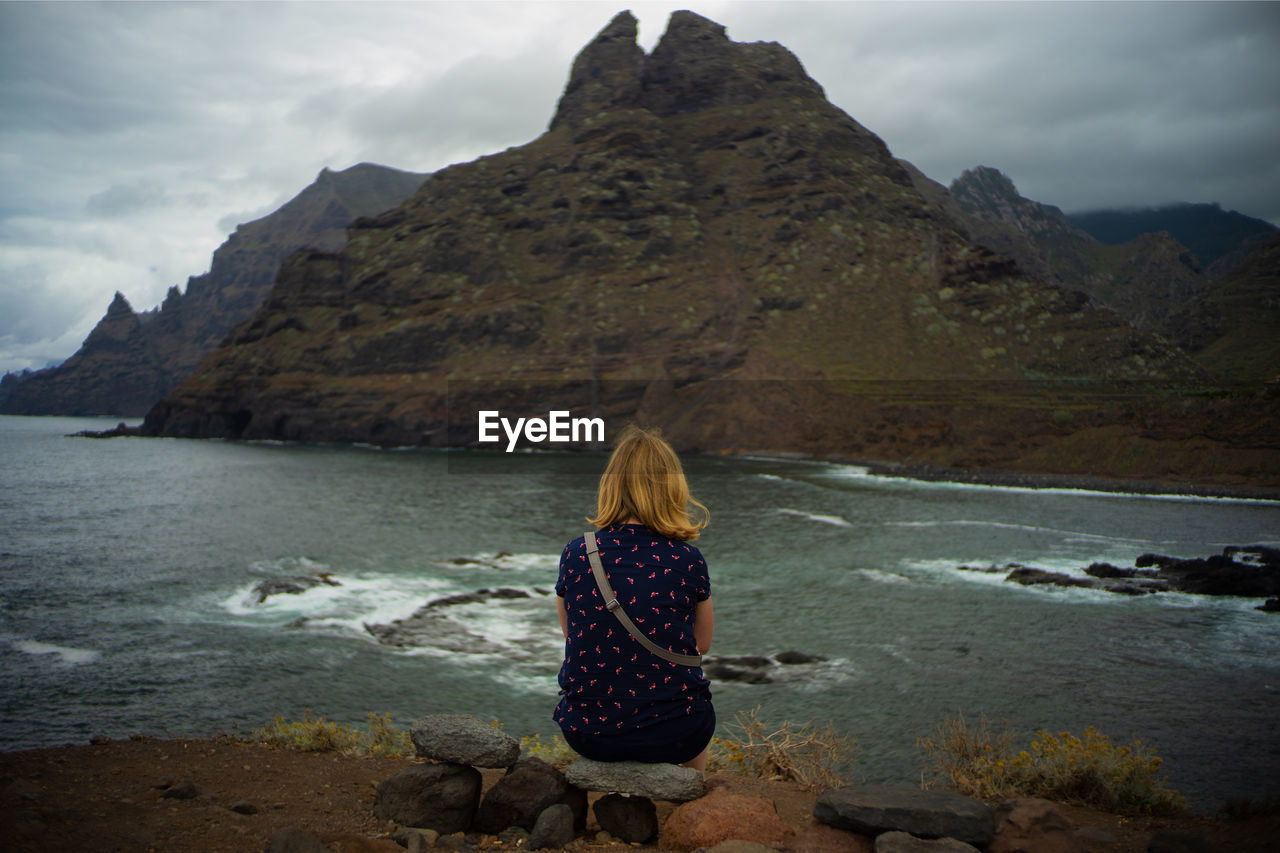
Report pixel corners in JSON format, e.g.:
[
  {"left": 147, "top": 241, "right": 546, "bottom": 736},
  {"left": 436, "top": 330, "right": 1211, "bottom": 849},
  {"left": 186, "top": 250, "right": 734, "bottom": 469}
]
[{"left": 2, "top": 0, "right": 1277, "bottom": 375}]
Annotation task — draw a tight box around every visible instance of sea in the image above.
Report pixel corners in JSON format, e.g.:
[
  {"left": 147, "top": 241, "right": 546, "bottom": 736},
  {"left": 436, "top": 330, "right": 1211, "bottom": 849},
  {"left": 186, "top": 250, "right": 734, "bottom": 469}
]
[{"left": 1, "top": 415, "right": 1277, "bottom": 809}]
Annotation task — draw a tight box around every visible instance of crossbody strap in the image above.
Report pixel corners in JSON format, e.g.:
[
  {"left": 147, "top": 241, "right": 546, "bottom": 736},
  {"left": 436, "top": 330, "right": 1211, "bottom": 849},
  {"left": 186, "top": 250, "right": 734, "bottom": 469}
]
[{"left": 584, "top": 530, "right": 702, "bottom": 667}]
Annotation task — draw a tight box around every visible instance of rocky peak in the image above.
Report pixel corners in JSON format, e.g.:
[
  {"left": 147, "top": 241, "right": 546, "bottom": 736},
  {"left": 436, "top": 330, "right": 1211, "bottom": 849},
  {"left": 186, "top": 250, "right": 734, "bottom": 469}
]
[
  {"left": 550, "top": 9, "right": 826, "bottom": 130},
  {"left": 950, "top": 166, "right": 1075, "bottom": 237},
  {"left": 549, "top": 11, "right": 644, "bottom": 130},
  {"left": 104, "top": 291, "right": 135, "bottom": 318}
]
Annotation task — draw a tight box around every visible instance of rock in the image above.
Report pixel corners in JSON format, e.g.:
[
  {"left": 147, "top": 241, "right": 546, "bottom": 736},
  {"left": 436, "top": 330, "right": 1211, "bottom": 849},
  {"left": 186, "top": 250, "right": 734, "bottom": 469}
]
[
  {"left": 390, "top": 827, "right": 439, "bottom": 849},
  {"left": 253, "top": 573, "right": 340, "bottom": 604},
  {"left": 1146, "top": 830, "right": 1214, "bottom": 853},
  {"left": 987, "top": 797, "right": 1120, "bottom": 853},
  {"left": 229, "top": 800, "right": 258, "bottom": 815},
  {"left": 1005, "top": 567, "right": 1096, "bottom": 589},
  {"left": 785, "top": 822, "right": 874, "bottom": 852},
  {"left": 528, "top": 803, "right": 577, "bottom": 850},
  {"left": 474, "top": 757, "right": 587, "bottom": 834},
  {"left": 705, "top": 842, "right": 781, "bottom": 853},
  {"left": 593, "top": 793, "right": 658, "bottom": 843},
  {"left": 659, "top": 790, "right": 793, "bottom": 851},
  {"left": 267, "top": 827, "right": 333, "bottom": 853},
  {"left": 1136, "top": 548, "right": 1280, "bottom": 597},
  {"left": 159, "top": 779, "right": 198, "bottom": 800},
  {"left": 814, "top": 785, "right": 995, "bottom": 848},
  {"left": 565, "top": 758, "right": 706, "bottom": 801},
  {"left": 1257, "top": 598, "right": 1280, "bottom": 612},
  {"left": 373, "top": 762, "right": 481, "bottom": 833},
  {"left": 874, "top": 832, "right": 979, "bottom": 853},
  {"left": 775, "top": 650, "right": 827, "bottom": 665},
  {"left": 409, "top": 713, "right": 521, "bottom": 768}
]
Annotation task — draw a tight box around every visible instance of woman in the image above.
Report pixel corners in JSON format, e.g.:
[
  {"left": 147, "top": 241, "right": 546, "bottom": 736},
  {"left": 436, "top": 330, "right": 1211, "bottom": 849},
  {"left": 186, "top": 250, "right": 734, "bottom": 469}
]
[{"left": 554, "top": 425, "right": 715, "bottom": 771}]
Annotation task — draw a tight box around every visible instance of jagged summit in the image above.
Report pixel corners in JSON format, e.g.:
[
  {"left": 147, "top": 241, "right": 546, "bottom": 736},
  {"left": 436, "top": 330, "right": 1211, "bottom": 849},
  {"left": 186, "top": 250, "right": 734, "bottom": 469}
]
[{"left": 550, "top": 9, "right": 826, "bottom": 130}]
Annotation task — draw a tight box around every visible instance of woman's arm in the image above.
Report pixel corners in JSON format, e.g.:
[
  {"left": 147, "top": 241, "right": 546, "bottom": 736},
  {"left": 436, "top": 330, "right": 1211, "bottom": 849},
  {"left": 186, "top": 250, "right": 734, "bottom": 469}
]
[
  {"left": 694, "top": 597, "right": 714, "bottom": 655},
  {"left": 557, "top": 594, "right": 569, "bottom": 639}
]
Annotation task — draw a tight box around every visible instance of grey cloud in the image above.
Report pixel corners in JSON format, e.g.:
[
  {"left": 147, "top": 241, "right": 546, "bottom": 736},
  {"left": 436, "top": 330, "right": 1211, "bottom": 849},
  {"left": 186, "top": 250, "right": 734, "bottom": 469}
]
[{"left": 86, "top": 181, "right": 172, "bottom": 218}]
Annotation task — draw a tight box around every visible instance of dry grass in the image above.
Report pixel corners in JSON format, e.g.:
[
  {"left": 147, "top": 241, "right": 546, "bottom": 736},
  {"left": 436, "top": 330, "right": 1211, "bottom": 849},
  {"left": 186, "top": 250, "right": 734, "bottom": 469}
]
[{"left": 724, "top": 705, "right": 857, "bottom": 789}]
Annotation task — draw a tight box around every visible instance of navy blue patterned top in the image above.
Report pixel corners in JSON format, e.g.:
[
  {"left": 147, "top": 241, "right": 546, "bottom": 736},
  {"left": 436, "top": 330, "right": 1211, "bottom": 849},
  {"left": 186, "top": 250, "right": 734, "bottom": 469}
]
[{"left": 554, "top": 523, "right": 712, "bottom": 735}]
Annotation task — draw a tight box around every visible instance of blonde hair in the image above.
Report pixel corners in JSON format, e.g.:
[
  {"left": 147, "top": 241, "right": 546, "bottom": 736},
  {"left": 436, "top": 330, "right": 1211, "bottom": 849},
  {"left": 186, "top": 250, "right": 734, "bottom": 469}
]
[{"left": 587, "top": 425, "right": 708, "bottom": 541}]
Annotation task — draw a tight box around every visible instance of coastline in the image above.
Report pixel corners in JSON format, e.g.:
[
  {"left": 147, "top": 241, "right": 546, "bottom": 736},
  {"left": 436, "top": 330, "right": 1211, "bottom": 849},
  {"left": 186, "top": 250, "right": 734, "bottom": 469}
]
[{"left": 3, "top": 735, "right": 1276, "bottom": 853}]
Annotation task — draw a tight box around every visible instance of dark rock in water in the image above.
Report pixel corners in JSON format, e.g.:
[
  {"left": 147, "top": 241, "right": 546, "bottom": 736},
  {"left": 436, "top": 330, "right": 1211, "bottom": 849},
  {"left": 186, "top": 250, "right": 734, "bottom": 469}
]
[
  {"left": 528, "top": 803, "right": 577, "bottom": 850},
  {"left": 1136, "top": 548, "right": 1280, "bottom": 597},
  {"left": 252, "top": 573, "right": 340, "bottom": 604},
  {"left": 410, "top": 713, "right": 521, "bottom": 768},
  {"left": 1084, "top": 562, "right": 1159, "bottom": 580},
  {"left": 775, "top": 650, "right": 827, "bottom": 665},
  {"left": 475, "top": 757, "right": 586, "bottom": 834},
  {"left": 374, "top": 762, "right": 481, "bottom": 833},
  {"left": 364, "top": 587, "right": 535, "bottom": 653},
  {"left": 424, "top": 587, "right": 531, "bottom": 610},
  {"left": 814, "top": 784, "right": 995, "bottom": 847},
  {"left": 1257, "top": 598, "right": 1280, "bottom": 613},
  {"left": 594, "top": 792, "right": 658, "bottom": 843},
  {"left": 1005, "top": 568, "right": 1095, "bottom": 589}
]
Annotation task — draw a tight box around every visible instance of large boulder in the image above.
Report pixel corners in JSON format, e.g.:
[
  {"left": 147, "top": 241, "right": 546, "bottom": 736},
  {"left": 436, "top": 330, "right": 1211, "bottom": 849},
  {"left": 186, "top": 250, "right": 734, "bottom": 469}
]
[
  {"left": 409, "top": 713, "right": 520, "bottom": 768},
  {"left": 527, "top": 803, "right": 577, "bottom": 850},
  {"left": 373, "top": 763, "right": 481, "bottom": 833},
  {"left": 659, "top": 790, "right": 794, "bottom": 851},
  {"left": 814, "top": 785, "right": 996, "bottom": 848},
  {"left": 474, "top": 757, "right": 587, "bottom": 834},
  {"left": 564, "top": 758, "right": 705, "bottom": 801}
]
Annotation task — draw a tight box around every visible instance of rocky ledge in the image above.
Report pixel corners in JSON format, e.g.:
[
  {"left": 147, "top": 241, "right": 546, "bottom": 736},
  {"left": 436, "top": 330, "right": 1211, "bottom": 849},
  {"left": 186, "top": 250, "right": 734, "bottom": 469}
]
[{"left": 963, "top": 545, "right": 1280, "bottom": 610}]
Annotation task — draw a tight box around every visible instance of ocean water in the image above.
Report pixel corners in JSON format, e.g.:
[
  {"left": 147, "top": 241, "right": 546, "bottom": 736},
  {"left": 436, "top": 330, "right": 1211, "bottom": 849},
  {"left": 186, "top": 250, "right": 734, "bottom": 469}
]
[{"left": 1, "top": 415, "right": 1277, "bottom": 809}]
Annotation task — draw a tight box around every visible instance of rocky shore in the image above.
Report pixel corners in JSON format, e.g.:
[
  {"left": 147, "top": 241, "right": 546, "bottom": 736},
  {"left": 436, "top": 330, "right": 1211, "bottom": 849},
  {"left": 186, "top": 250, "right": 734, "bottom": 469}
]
[{"left": 4, "top": 720, "right": 1277, "bottom": 853}]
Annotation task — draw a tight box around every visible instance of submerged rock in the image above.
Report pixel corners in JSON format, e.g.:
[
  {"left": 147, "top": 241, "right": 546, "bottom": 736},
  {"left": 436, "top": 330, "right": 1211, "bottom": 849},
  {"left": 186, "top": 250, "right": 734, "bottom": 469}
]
[
  {"left": 252, "top": 573, "right": 340, "bottom": 604},
  {"left": 702, "top": 651, "right": 831, "bottom": 684}
]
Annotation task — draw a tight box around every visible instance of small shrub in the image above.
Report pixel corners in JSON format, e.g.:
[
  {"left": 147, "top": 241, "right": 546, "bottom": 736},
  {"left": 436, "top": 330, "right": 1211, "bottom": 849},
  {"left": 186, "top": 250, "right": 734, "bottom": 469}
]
[
  {"left": 519, "top": 732, "right": 577, "bottom": 770},
  {"left": 725, "top": 705, "right": 856, "bottom": 788},
  {"left": 918, "top": 713, "right": 1186, "bottom": 816},
  {"left": 249, "top": 711, "right": 411, "bottom": 758},
  {"left": 707, "top": 735, "right": 749, "bottom": 773}
]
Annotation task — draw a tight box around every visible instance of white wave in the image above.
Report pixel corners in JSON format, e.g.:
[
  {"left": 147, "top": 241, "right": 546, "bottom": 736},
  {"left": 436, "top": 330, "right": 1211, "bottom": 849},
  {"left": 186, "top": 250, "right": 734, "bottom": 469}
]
[
  {"left": 754, "top": 473, "right": 784, "bottom": 481},
  {"left": 851, "top": 568, "right": 914, "bottom": 586},
  {"left": 9, "top": 638, "right": 100, "bottom": 667},
  {"left": 821, "top": 464, "right": 1280, "bottom": 506},
  {"left": 777, "top": 508, "right": 852, "bottom": 528},
  {"left": 885, "top": 519, "right": 1165, "bottom": 547},
  {"left": 436, "top": 552, "right": 559, "bottom": 574},
  {"left": 219, "top": 570, "right": 453, "bottom": 633}
]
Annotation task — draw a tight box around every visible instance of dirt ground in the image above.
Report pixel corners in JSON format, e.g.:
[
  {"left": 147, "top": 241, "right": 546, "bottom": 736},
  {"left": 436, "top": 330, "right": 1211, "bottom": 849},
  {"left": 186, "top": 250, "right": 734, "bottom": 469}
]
[{"left": 1, "top": 736, "right": 1275, "bottom": 852}]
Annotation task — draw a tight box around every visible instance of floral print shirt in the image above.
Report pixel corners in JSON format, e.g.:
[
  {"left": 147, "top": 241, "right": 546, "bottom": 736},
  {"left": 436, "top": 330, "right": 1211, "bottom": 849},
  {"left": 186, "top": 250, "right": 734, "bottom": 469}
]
[{"left": 554, "top": 523, "right": 712, "bottom": 735}]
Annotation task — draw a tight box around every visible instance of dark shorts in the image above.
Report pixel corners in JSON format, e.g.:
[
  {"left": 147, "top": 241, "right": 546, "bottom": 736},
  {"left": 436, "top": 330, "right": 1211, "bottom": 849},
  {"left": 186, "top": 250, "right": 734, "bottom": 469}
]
[{"left": 561, "top": 708, "right": 716, "bottom": 765}]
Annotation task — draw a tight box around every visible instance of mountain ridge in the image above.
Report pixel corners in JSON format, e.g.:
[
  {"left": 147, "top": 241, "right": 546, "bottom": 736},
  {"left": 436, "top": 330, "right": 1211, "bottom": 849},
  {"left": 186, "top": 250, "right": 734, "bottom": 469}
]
[{"left": 0, "top": 162, "right": 427, "bottom": 416}]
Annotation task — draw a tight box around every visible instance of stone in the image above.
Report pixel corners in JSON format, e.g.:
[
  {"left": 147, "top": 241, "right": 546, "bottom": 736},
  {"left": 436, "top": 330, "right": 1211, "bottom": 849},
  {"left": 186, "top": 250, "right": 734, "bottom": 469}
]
[
  {"left": 267, "top": 827, "right": 333, "bottom": 853},
  {"left": 786, "top": 822, "right": 874, "bottom": 853},
  {"left": 373, "top": 762, "right": 481, "bottom": 833},
  {"left": 659, "top": 790, "right": 793, "bottom": 851},
  {"left": 988, "top": 797, "right": 1083, "bottom": 853},
  {"left": 159, "top": 779, "right": 198, "bottom": 800},
  {"left": 229, "top": 800, "right": 258, "bottom": 815},
  {"left": 474, "top": 757, "right": 587, "bottom": 834},
  {"left": 814, "top": 786, "right": 995, "bottom": 848},
  {"left": 874, "top": 832, "right": 979, "bottom": 853},
  {"left": 705, "top": 842, "right": 780, "bottom": 853},
  {"left": 593, "top": 793, "right": 658, "bottom": 843},
  {"left": 409, "top": 713, "right": 521, "bottom": 768},
  {"left": 528, "top": 803, "right": 577, "bottom": 850},
  {"left": 565, "top": 758, "right": 706, "bottom": 801}
]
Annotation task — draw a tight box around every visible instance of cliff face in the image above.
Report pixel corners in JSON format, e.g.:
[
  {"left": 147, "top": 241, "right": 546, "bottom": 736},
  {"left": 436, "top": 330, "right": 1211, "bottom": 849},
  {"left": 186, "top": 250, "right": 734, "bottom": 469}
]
[
  {"left": 134, "top": 11, "right": 1280, "bottom": 486},
  {"left": 935, "top": 166, "right": 1209, "bottom": 333},
  {"left": 0, "top": 163, "right": 426, "bottom": 417}
]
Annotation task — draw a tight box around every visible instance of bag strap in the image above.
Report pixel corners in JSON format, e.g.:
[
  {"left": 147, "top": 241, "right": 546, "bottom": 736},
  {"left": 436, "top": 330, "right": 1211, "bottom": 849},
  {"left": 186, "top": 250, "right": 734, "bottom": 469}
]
[{"left": 585, "top": 530, "right": 702, "bottom": 667}]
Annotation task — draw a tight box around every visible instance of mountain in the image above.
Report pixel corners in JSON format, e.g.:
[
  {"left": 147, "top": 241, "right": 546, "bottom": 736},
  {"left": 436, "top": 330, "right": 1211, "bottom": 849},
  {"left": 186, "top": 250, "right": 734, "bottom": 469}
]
[
  {"left": 1068, "top": 203, "right": 1277, "bottom": 274},
  {"left": 134, "top": 11, "right": 1276, "bottom": 487},
  {"left": 1161, "top": 233, "right": 1280, "bottom": 383},
  {"left": 927, "top": 166, "right": 1208, "bottom": 333},
  {"left": 0, "top": 163, "right": 427, "bottom": 417}
]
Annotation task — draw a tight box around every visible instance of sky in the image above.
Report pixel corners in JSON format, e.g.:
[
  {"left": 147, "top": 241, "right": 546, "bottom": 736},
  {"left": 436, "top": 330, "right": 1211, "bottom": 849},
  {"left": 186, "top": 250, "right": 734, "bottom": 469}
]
[{"left": 2, "top": 1, "right": 1278, "bottom": 376}]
